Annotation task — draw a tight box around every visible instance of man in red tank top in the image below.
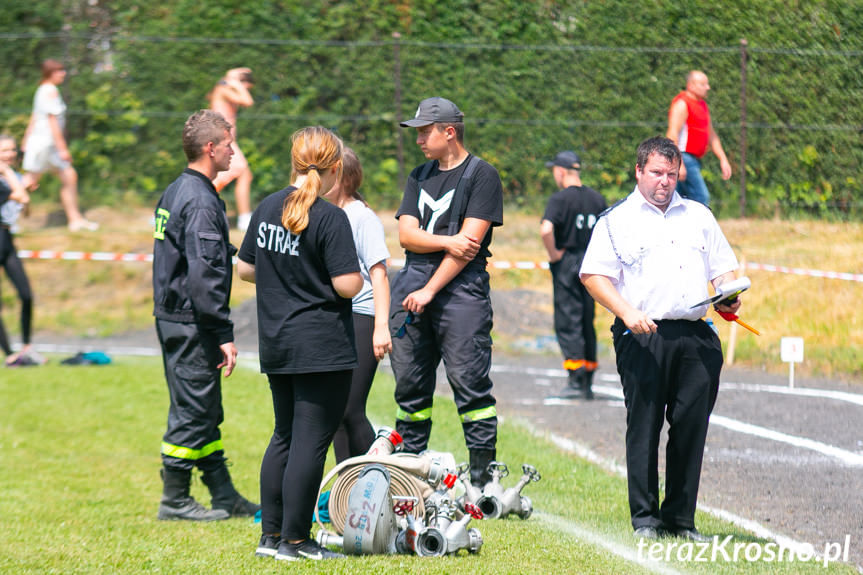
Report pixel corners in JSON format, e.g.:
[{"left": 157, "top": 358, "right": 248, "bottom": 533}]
[{"left": 666, "top": 70, "right": 732, "bottom": 206}]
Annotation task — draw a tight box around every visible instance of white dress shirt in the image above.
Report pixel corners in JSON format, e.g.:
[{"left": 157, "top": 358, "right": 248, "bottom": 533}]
[{"left": 580, "top": 188, "right": 738, "bottom": 321}]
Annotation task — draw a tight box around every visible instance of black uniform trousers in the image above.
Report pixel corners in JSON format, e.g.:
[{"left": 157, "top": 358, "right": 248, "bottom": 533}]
[
  {"left": 549, "top": 249, "right": 596, "bottom": 366},
  {"left": 611, "top": 318, "right": 723, "bottom": 530},
  {"left": 389, "top": 257, "right": 497, "bottom": 453},
  {"left": 156, "top": 319, "right": 226, "bottom": 471}
]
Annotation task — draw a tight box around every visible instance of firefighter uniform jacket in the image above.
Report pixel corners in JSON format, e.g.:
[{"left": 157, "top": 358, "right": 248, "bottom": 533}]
[{"left": 153, "top": 168, "right": 235, "bottom": 345}]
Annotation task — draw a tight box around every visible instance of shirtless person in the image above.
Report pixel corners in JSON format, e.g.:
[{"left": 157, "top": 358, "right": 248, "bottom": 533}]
[{"left": 208, "top": 67, "right": 255, "bottom": 231}]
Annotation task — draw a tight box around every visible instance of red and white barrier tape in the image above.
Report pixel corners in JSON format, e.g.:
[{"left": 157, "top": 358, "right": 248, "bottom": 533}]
[
  {"left": 14, "top": 250, "right": 863, "bottom": 283},
  {"left": 743, "top": 262, "right": 863, "bottom": 283},
  {"left": 17, "top": 250, "right": 153, "bottom": 263}
]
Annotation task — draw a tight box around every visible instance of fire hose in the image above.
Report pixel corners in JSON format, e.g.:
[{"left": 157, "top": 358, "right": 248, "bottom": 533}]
[
  {"left": 317, "top": 452, "right": 447, "bottom": 535},
  {"left": 315, "top": 429, "right": 534, "bottom": 556}
]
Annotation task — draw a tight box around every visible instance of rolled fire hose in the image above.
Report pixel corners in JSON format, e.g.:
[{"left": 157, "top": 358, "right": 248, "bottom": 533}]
[
  {"left": 341, "top": 464, "right": 398, "bottom": 555},
  {"left": 318, "top": 452, "right": 438, "bottom": 535}
]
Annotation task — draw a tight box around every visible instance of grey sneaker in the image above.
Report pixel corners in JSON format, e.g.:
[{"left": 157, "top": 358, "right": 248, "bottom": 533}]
[
  {"left": 157, "top": 498, "right": 229, "bottom": 521},
  {"left": 274, "top": 539, "right": 345, "bottom": 561},
  {"left": 255, "top": 534, "right": 281, "bottom": 558}
]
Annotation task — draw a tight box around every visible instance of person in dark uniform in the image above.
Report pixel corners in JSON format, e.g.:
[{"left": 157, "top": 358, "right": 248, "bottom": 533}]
[
  {"left": 0, "top": 135, "right": 35, "bottom": 367},
  {"left": 580, "top": 136, "right": 741, "bottom": 541},
  {"left": 391, "top": 97, "right": 504, "bottom": 487},
  {"left": 238, "top": 126, "right": 361, "bottom": 561},
  {"left": 152, "top": 109, "right": 259, "bottom": 521},
  {"left": 540, "top": 150, "right": 607, "bottom": 399}
]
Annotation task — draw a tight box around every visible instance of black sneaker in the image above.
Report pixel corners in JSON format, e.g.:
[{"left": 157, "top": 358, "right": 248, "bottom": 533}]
[
  {"left": 255, "top": 534, "right": 281, "bottom": 558},
  {"left": 274, "top": 539, "right": 345, "bottom": 561}
]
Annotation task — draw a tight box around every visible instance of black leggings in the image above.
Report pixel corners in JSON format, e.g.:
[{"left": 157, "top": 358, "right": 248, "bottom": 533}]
[
  {"left": 0, "top": 229, "right": 32, "bottom": 356},
  {"left": 259, "top": 370, "right": 351, "bottom": 540},
  {"left": 332, "top": 313, "right": 379, "bottom": 462}
]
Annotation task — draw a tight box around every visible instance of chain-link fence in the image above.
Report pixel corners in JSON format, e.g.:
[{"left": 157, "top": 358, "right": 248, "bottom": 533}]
[{"left": 1, "top": 30, "right": 861, "bottom": 219}]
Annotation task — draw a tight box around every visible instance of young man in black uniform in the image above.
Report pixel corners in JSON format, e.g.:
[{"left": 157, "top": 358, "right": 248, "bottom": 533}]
[
  {"left": 541, "top": 151, "right": 607, "bottom": 399},
  {"left": 152, "top": 109, "right": 259, "bottom": 521},
  {"left": 391, "top": 97, "right": 504, "bottom": 487}
]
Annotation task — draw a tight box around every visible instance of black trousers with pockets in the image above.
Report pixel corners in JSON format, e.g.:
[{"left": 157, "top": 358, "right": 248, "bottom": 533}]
[
  {"left": 550, "top": 249, "right": 596, "bottom": 366},
  {"left": 389, "top": 259, "right": 497, "bottom": 453},
  {"left": 612, "top": 318, "right": 723, "bottom": 530},
  {"left": 156, "top": 319, "right": 225, "bottom": 471}
]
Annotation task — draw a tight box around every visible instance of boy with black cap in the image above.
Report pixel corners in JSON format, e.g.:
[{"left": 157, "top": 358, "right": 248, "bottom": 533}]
[
  {"left": 541, "top": 150, "right": 606, "bottom": 399},
  {"left": 391, "top": 97, "right": 504, "bottom": 487}
]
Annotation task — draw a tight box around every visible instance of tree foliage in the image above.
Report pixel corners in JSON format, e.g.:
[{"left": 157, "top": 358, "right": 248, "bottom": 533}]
[{"left": 1, "top": 0, "right": 861, "bottom": 218}]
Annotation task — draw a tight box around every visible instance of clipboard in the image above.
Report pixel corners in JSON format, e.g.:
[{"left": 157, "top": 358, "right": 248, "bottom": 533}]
[{"left": 690, "top": 276, "right": 751, "bottom": 309}]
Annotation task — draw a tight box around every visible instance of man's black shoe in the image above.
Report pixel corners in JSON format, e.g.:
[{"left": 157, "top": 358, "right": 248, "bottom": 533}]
[
  {"left": 633, "top": 526, "right": 663, "bottom": 540},
  {"left": 670, "top": 527, "right": 711, "bottom": 542}
]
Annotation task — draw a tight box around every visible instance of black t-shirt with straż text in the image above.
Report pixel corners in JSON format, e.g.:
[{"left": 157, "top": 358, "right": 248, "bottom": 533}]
[{"left": 239, "top": 186, "right": 360, "bottom": 374}]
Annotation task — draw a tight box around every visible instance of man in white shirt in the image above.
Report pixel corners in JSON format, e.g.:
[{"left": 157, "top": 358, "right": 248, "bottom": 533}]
[{"left": 580, "top": 136, "right": 741, "bottom": 542}]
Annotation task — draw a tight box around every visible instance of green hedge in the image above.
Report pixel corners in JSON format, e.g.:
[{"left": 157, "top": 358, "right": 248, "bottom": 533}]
[{"left": 1, "top": 1, "right": 861, "bottom": 219}]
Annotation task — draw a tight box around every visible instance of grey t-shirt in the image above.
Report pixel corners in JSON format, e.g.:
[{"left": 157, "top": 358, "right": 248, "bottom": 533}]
[{"left": 343, "top": 199, "right": 390, "bottom": 316}]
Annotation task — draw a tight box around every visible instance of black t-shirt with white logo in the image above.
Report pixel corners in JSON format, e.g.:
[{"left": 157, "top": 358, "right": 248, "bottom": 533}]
[
  {"left": 239, "top": 186, "right": 360, "bottom": 374},
  {"left": 542, "top": 185, "right": 607, "bottom": 253},
  {"left": 396, "top": 155, "right": 503, "bottom": 260}
]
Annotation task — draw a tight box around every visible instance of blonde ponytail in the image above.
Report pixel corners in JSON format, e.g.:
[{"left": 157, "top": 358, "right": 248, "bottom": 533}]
[
  {"left": 282, "top": 168, "right": 321, "bottom": 233},
  {"left": 281, "top": 126, "right": 343, "bottom": 234}
]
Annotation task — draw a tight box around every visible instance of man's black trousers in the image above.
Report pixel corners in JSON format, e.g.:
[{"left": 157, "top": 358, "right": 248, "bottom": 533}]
[
  {"left": 156, "top": 319, "right": 226, "bottom": 471},
  {"left": 389, "top": 259, "right": 497, "bottom": 453},
  {"left": 550, "top": 249, "right": 596, "bottom": 366},
  {"left": 612, "top": 318, "right": 723, "bottom": 530}
]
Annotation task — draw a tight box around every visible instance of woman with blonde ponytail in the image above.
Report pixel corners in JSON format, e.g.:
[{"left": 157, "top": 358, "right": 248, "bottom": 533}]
[
  {"left": 237, "top": 126, "right": 362, "bottom": 562},
  {"left": 281, "top": 125, "right": 343, "bottom": 234}
]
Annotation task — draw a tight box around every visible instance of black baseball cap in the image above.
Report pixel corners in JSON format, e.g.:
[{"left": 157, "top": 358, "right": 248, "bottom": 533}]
[
  {"left": 546, "top": 150, "right": 582, "bottom": 170},
  {"left": 400, "top": 97, "right": 464, "bottom": 127}
]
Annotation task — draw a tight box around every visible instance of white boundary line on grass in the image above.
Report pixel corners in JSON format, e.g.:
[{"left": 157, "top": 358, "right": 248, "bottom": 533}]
[{"left": 535, "top": 512, "right": 686, "bottom": 575}]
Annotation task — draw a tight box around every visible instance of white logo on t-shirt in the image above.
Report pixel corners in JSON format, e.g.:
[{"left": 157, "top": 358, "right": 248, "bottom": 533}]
[
  {"left": 418, "top": 188, "right": 454, "bottom": 232},
  {"left": 575, "top": 213, "right": 598, "bottom": 230},
  {"left": 257, "top": 221, "right": 300, "bottom": 256}
]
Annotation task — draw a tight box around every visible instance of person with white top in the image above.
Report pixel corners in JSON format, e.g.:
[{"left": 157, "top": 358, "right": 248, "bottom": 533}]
[
  {"left": 580, "top": 136, "right": 741, "bottom": 542},
  {"left": 324, "top": 147, "right": 392, "bottom": 462},
  {"left": 22, "top": 59, "right": 97, "bottom": 232}
]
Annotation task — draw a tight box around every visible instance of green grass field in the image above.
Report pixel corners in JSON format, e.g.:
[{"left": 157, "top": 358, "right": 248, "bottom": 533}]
[{"left": 1, "top": 358, "right": 857, "bottom": 574}]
